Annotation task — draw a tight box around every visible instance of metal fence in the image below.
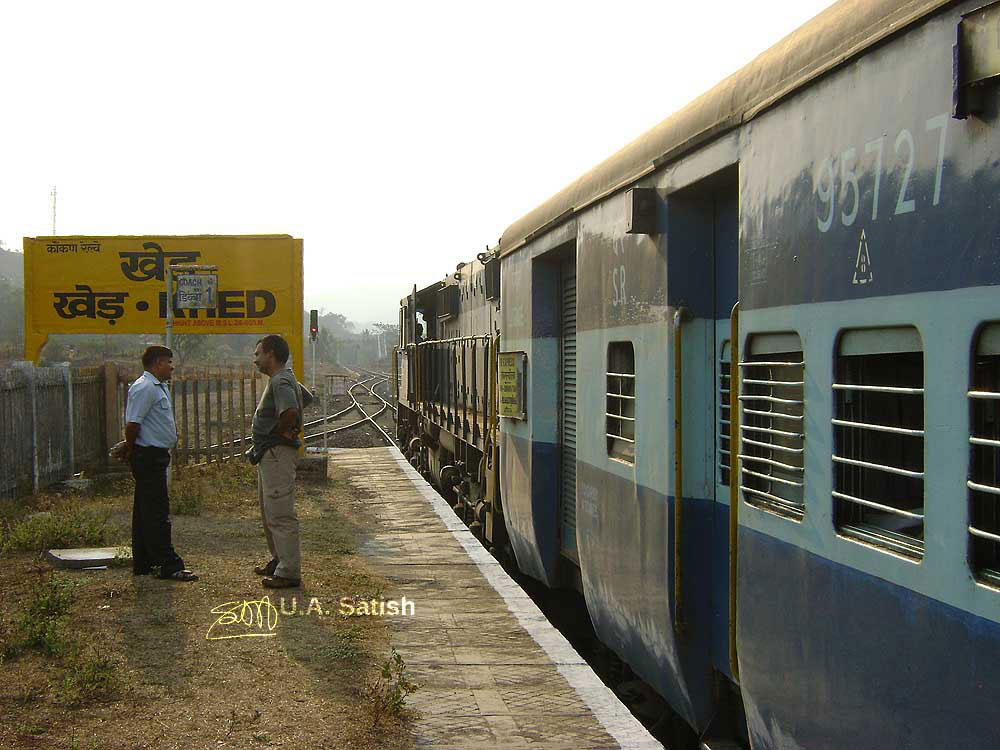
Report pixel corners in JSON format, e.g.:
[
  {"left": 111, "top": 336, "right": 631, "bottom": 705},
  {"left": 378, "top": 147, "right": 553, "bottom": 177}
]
[{"left": 0, "top": 363, "right": 109, "bottom": 500}]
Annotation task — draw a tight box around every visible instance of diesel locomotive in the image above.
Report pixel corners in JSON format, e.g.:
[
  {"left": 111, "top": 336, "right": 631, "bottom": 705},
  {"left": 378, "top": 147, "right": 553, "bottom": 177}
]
[{"left": 394, "top": 1, "right": 1000, "bottom": 747}]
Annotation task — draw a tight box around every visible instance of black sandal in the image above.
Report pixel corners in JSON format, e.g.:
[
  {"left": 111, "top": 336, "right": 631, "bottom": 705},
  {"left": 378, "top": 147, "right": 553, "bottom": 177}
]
[{"left": 159, "top": 569, "right": 199, "bottom": 582}]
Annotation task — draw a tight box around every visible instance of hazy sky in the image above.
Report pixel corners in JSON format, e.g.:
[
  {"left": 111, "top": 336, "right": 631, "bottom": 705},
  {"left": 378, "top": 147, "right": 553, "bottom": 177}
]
[{"left": 2, "top": 1, "right": 835, "bottom": 328}]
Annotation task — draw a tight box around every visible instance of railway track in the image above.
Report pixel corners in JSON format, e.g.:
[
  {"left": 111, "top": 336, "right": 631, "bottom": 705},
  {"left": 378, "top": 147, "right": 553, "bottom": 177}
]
[
  {"left": 199, "top": 374, "right": 397, "bottom": 453},
  {"left": 303, "top": 374, "right": 396, "bottom": 447}
]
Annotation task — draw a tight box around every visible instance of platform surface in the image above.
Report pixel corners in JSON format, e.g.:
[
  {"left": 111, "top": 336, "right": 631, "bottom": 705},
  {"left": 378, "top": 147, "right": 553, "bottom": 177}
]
[{"left": 330, "top": 447, "right": 663, "bottom": 750}]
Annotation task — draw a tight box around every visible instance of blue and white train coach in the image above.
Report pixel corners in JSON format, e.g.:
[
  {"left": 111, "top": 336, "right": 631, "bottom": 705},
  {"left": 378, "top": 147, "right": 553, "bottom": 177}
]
[{"left": 395, "top": 1, "right": 1000, "bottom": 747}]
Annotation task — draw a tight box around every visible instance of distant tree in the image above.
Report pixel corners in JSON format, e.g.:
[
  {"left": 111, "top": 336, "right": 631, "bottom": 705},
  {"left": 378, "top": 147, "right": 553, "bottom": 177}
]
[
  {"left": 0, "top": 278, "right": 24, "bottom": 349},
  {"left": 171, "top": 334, "right": 211, "bottom": 368}
]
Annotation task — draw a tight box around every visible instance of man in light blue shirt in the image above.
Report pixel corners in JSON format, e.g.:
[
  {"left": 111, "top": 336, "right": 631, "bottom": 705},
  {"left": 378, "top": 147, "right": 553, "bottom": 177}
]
[{"left": 124, "top": 345, "right": 197, "bottom": 581}]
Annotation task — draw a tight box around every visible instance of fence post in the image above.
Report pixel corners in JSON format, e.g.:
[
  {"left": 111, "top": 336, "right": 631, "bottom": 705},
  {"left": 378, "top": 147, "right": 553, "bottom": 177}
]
[
  {"left": 63, "top": 364, "right": 75, "bottom": 475},
  {"left": 104, "top": 362, "right": 119, "bottom": 459},
  {"left": 181, "top": 375, "right": 189, "bottom": 465},
  {"left": 13, "top": 362, "right": 39, "bottom": 494},
  {"left": 216, "top": 373, "right": 224, "bottom": 463},
  {"left": 204, "top": 368, "right": 211, "bottom": 463},
  {"left": 193, "top": 377, "right": 201, "bottom": 464},
  {"left": 240, "top": 367, "right": 248, "bottom": 454}
]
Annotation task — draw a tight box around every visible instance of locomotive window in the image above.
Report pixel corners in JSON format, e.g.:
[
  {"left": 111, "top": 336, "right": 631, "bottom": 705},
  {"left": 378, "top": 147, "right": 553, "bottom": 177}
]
[
  {"left": 607, "top": 342, "right": 635, "bottom": 463},
  {"left": 739, "top": 333, "right": 805, "bottom": 519},
  {"left": 719, "top": 340, "right": 732, "bottom": 486},
  {"left": 969, "top": 323, "right": 1000, "bottom": 586},
  {"left": 833, "top": 327, "right": 924, "bottom": 560}
]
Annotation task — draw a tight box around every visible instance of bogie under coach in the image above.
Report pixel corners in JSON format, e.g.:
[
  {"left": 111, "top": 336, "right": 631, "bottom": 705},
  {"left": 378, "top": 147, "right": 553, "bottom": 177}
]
[{"left": 396, "top": 1, "right": 1000, "bottom": 747}]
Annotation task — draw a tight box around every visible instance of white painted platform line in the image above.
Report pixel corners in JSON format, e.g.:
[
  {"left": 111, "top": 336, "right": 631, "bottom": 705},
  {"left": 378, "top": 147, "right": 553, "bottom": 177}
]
[{"left": 386, "top": 448, "right": 665, "bottom": 750}]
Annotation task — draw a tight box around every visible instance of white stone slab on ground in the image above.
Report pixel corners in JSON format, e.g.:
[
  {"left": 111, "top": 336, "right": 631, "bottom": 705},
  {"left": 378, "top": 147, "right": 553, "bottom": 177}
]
[{"left": 46, "top": 547, "right": 130, "bottom": 569}]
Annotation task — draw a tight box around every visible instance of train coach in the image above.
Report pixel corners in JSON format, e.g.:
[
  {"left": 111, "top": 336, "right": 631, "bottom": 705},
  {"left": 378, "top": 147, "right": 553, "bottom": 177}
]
[{"left": 394, "top": 1, "right": 1000, "bottom": 747}]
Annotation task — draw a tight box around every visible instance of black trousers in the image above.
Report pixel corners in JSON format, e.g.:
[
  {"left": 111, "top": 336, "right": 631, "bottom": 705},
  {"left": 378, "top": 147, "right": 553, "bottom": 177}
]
[{"left": 129, "top": 446, "right": 184, "bottom": 576}]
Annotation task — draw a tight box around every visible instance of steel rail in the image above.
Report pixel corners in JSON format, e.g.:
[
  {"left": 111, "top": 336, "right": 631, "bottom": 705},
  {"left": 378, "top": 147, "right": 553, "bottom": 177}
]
[{"left": 304, "top": 378, "right": 395, "bottom": 445}]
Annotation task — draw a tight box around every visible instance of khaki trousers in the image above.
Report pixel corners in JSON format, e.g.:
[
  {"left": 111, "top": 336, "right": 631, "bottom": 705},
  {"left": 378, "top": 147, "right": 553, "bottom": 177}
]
[{"left": 257, "top": 445, "right": 301, "bottom": 580}]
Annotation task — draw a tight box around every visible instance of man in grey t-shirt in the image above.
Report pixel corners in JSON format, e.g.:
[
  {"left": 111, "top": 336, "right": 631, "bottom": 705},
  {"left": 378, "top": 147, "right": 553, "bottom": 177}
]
[{"left": 251, "top": 334, "right": 310, "bottom": 588}]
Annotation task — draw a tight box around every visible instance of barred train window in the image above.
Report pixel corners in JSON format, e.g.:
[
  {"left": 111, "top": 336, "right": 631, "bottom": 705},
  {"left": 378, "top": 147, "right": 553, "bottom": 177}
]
[
  {"left": 719, "top": 340, "right": 732, "bottom": 486},
  {"left": 969, "top": 323, "right": 1000, "bottom": 585},
  {"left": 739, "top": 333, "right": 805, "bottom": 519},
  {"left": 606, "top": 342, "right": 635, "bottom": 463},
  {"left": 833, "top": 327, "right": 924, "bottom": 559}
]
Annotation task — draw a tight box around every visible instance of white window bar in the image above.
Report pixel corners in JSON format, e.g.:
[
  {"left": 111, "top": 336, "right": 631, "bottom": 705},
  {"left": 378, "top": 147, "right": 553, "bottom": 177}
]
[
  {"left": 742, "top": 378, "right": 805, "bottom": 387},
  {"left": 832, "top": 383, "right": 924, "bottom": 395},
  {"left": 738, "top": 394, "right": 804, "bottom": 406},
  {"left": 742, "top": 467, "right": 804, "bottom": 488},
  {"left": 742, "top": 424, "right": 803, "bottom": 439},
  {"left": 968, "top": 480, "right": 1000, "bottom": 497},
  {"left": 832, "top": 418, "right": 924, "bottom": 437},
  {"left": 968, "top": 390, "right": 1000, "bottom": 400},
  {"left": 970, "top": 526, "right": 1000, "bottom": 544},
  {"left": 739, "top": 361, "right": 804, "bottom": 368},
  {"left": 743, "top": 408, "right": 804, "bottom": 422},
  {"left": 741, "top": 485, "right": 802, "bottom": 506},
  {"left": 607, "top": 433, "right": 635, "bottom": 444},
  {"left": 832, "top": 454, "right": 923, "bottom": 479},
  {"left": 832, "top": 490, "right": 925, "bottom": 520},
  {"left": 970, "top": 436, "right": 1000, "bottom": 449},
  {"left": 742, "top": 436, "right": 803, "bottom": 455},
  {"left": 606, "top": 412, "right": 636, "bottom": 421},
  {"left": 739, "top": 454, "right": 804, "bottom": 473}
]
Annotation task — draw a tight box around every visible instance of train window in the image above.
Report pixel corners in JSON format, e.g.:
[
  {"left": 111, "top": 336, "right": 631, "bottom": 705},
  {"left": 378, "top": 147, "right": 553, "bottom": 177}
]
[
  {"left": 833, "top": 327, "right": 924, "bottom": 559},
  {"left": 739, "top": 333, "right": 805, "bottom": 519},
  {"left": 606, "top": 342, "right": 635, "bottom": 463},
  {"left": 719, "top": 339, "right": 732, "bottom": 486},
  {"left": 969, "top": 323, "right": 1000, "bottom": 585}
]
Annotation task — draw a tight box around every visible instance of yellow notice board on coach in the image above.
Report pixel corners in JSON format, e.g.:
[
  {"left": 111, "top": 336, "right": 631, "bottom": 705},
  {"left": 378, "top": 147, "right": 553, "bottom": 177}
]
[
  {"left": 22, "top": 235, "right": 304, "bottom": 368},
  {"left": 498, "top": 351, "right": 526, "bottom": 420}
]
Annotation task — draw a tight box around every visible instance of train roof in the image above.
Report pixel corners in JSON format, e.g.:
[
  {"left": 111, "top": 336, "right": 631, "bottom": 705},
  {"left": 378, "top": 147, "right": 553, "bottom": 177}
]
[{"left": 497, "top": 0, "right": 953, "bottom": 257}]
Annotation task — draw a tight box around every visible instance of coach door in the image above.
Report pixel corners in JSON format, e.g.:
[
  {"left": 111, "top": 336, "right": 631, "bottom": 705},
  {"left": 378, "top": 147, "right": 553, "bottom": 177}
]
[
  {"left": 713, "top": 182, "right": 739, "bottom": 681},
  {"left": 668, "top": 166, "right": 739, "bottom": 679},
  {"left": 560, "top": 258, "right": 579, "bottom": 562}
]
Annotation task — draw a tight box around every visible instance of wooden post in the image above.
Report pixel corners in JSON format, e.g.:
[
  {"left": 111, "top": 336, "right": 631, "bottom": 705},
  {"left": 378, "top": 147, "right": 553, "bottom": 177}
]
[
  {"left": 251, "top": 368, "right": 258, "bottom": 417},
  {"left": 181, "top": 374, "right": 189, "bottom": 465},
  {"left": 103, "top": 361, "right": 118, "bottom": 460},
  {"left": 240, "top": 366, "right": 248, "bottom": 453},
  {"left": 216, "top": 372, "right": 224, "bottom": 463},
  {"left": 193, "top": 377, "right": 201, "bottom": 464},
  {"left": 228, "top": 367, "right": 235, "bottom": 460},
  {"left": 204, "top": 368, "right": 212, "bottom": 463}
]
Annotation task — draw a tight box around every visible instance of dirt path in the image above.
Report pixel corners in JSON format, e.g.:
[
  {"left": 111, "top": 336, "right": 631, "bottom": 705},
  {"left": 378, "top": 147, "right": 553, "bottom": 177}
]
[{"left": 0, "top": 465, "right": 416, "bottom": 750}]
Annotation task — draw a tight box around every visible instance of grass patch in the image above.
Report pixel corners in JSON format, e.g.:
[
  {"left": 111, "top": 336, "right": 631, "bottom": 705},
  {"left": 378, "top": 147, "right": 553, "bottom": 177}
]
[
  {"left": 171, "top": 482, "right": 202, "bottom": 516},
  {"left": 0, "top": 505, "right": 113, "bottom": 557},
  {"left": 61, "top": 647, "right": 124, "bottom": 704},
  {"left": 363, "top": 648, "right": 419, "bottom": 728},
  {"left": 3, "top": 575, "right": 74, "bottom": 658},
  {"left": 170, "top": 462, "right": 257, "bottom": 515}
]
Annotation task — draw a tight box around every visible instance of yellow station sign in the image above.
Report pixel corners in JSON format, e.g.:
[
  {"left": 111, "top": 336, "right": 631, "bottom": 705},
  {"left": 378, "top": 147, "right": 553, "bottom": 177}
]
[{"left": 22, "top": 234, "right": 304, "bottom": 372}]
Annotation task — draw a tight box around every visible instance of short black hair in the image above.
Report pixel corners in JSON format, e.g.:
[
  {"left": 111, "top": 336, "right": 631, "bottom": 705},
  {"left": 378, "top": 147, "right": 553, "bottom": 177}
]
[
  {"left": 142, "top": 345, "right": 173, "bottom": 369},
  {"left": 257, "top": 335, "right": 289, "bottom": 365}
]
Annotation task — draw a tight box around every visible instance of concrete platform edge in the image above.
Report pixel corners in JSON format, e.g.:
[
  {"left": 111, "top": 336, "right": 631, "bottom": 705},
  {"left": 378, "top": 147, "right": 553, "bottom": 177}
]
[{"left": 383, "top": 447, "right": 664, "bottom": 750}]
